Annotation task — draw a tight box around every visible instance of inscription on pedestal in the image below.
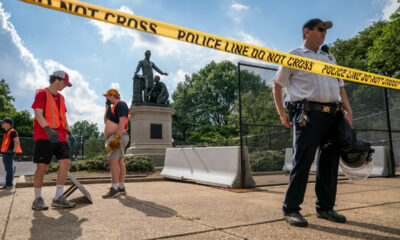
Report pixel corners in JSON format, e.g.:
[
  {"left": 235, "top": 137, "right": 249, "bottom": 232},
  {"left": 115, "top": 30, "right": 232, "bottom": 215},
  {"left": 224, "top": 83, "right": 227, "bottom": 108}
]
[{"left": 150, "top": 124, "right": 162, "bottom": 139}]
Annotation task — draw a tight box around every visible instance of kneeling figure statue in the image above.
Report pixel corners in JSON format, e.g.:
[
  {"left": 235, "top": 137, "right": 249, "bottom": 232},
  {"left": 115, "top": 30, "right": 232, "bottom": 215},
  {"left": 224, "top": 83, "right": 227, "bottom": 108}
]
[{"left": 147, "top": 75, "right": 169, "bottom": 105}]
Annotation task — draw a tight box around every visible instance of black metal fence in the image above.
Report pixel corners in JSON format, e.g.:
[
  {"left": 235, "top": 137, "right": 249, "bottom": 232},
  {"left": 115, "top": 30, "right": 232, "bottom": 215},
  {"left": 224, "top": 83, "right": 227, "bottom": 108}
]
[{"left": 238, "top": 61, "right": 400, "bottom": 187}]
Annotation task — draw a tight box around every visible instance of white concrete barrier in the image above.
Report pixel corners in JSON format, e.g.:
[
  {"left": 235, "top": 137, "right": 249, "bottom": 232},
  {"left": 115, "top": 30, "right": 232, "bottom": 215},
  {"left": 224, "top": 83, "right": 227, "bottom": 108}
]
[
  {"left": 283, "top": 148, "right": 318, "bottom": 172},
  {"left": 0, "top": 156, "right": 5, "bottom": 184},
  {"left": 161, "top": 146, "right": 255, "bottom": 188},
  {"left": 1, "top": 156, "right": 37, "bottom": 184},
  {"left": 283, "top": 146, "right": 393, "bottom": 177},
  {"left": 14, "top": 162, "right": 36, "bottom": 177},
  {"left": 369, "top": 146, "right": 392, "bottom": 177}
]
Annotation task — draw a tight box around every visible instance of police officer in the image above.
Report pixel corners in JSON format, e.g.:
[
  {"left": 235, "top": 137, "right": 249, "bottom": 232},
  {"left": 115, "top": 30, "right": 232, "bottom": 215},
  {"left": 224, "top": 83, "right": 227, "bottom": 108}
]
[{"left": 272, "top": 18, "right": 353, "bottom": 227}]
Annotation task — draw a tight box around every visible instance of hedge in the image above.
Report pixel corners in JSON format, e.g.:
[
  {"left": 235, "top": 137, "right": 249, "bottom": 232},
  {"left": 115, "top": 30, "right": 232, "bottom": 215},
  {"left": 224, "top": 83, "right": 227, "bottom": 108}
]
[
  {"left": 46, "top": 155, "right": 154, "bottom": 173},
  {"left": 249, "top": 150, "right": 285, "bottom": 172}
]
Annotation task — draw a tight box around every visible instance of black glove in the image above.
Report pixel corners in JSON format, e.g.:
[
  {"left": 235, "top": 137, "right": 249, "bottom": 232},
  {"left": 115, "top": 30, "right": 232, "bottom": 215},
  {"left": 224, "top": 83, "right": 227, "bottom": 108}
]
[
  {"left": 67, "top": 131, "right": 75, "bottom": 146},
  {"left": 44, "top": 126, "right": 59, "bottom": 143},
  {"left": 106, "top": 99, "right": 111, "bottom": 106}
]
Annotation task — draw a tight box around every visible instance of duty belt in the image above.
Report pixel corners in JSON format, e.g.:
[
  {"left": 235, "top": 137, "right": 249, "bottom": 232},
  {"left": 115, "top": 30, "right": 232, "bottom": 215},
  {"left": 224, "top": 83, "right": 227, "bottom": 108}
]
[{"left": 307, "top": 101, "right": 343, "bottom": 114}]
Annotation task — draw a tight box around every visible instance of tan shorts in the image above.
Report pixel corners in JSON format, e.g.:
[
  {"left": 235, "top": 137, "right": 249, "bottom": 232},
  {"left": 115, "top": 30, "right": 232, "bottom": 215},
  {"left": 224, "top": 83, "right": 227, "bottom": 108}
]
[{"left": 105, "top": 132, "right": 129, "bottom": 160}]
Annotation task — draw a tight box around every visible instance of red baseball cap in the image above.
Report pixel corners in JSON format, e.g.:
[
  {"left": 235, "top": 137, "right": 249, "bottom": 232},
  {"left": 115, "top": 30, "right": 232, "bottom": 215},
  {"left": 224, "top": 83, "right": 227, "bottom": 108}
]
[{"left": 52, "top": 70, "right": 72, "bottom": 87}]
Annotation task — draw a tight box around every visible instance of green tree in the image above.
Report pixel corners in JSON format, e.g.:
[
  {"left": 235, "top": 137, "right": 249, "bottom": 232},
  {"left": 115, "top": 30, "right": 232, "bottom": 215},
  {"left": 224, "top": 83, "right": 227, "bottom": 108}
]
[
  {"left": 329, "top": 20, "right": 387, "bottom": 114},
  {"left": 0, "top": 79, "right": 34, "bottom": 137},
  {"left": 171, "top": 60, "right": 267, "bottom": 143},
  {"left": 187, "top": 125, "right": 238, "bottom": 144},
  {"left": 367, "top": 9, "right": 400, "bottom": 78},
  {"left": 71, "top": 120, "right": 100, "bottom": 140},
  {"left": 172, "top": 75, "right": 197, "bottom": 142},
  {"left": 329, "top": 7, "right": 400, "bottom": 117},
  {"left": 330, "top": 21, "right": 386, "bottom": 72},
  {"left": 10, "top": 110, "right": 34, "bottom": 137},
  {"left": 0, "top": 79, "right": 16, "bottom": 112}
]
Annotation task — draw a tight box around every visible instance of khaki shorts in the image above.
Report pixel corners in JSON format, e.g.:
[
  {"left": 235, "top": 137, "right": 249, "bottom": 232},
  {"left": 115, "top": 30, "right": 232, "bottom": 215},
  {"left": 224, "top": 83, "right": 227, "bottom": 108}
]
[{"left": 105, "top": 132, "right": 129, "bottom": 160}]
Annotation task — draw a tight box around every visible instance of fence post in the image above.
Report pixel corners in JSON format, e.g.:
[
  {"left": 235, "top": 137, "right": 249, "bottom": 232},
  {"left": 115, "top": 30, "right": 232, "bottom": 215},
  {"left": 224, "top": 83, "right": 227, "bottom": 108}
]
[
  {"left": 383, "top": 88, "right": 395, "bottom": 176},
  {"left": 238, "top": 62, "right": 246, "bottom": 188},
  {"left": 81, "top": 138, "right": 85, "bottom": 160}
]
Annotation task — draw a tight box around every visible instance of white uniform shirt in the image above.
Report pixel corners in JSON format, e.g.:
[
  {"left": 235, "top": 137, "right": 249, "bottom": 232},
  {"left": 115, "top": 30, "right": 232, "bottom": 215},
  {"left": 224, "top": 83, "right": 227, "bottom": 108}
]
[{"left": 273, "top": 45, "right": 344, "bottom": 103}]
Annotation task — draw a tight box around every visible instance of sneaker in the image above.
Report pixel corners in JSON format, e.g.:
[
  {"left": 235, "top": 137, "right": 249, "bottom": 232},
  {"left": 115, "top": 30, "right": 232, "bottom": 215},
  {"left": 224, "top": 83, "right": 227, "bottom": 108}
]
[
  {"left": 284, "top": 212, "right": 308, "bottom": 227},
  {"left": 118, "top": 187, "right": 126, "bottom": 195},
  {"left": 32, "top": 197, "right": 49, "bottom": 211},
  {"left": 51, "top": 195, "right": 77, "bottom": 208},
  {"left": 102, "top": 188, "right": 120, "bottom": 198},
  {"left": 0, "top": 185, "right": 13, "bottom": 190},
  {"left": 317, "top": 210, "right": 346, "bottom": 223}
]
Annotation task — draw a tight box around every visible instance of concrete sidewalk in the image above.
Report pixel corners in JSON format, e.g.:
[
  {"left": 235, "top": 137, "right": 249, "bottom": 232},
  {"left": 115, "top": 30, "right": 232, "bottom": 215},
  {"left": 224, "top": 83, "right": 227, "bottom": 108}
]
[{"left": 1, "top": 177, "right": 399, "bottom": 240}]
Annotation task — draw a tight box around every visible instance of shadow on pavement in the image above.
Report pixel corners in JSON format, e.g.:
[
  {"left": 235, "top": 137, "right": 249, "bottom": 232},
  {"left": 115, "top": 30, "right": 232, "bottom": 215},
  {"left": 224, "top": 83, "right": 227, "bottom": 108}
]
[
  {"left": 346, "top": 220, "right": 400, "bottom": 236},
  {"left": 29, "top": 199, "right": 89, "bottom": 240},
  {"left": 0, "top": 190, "right": 14, "bottom": 198},
  {"left": 118, "top": 195, "right": 177, "bottom": 218},
  {"left": 308, "top": 223, "right": 400, "bottom": 240}
]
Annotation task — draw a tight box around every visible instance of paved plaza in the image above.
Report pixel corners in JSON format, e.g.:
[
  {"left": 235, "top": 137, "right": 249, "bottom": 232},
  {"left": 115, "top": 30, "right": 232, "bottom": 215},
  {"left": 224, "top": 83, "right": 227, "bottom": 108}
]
[{"left": 1, "top": 176, "right": 399, "bottom": 239}]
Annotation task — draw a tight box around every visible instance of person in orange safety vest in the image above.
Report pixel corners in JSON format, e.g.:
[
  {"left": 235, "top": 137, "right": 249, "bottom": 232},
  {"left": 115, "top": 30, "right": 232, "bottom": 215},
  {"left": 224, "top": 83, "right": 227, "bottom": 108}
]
[
  {"left": 1, "top": 118, "right": 21, "bottom": 189},
  {"left": 30, "top": 70, "right": 76, "bottom": 211}
]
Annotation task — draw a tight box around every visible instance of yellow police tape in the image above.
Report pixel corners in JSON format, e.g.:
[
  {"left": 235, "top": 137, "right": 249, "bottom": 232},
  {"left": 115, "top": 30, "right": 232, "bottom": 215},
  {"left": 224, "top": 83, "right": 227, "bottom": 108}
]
[{"left": 19, "top": 0, "right": 400, "bottom": 90}]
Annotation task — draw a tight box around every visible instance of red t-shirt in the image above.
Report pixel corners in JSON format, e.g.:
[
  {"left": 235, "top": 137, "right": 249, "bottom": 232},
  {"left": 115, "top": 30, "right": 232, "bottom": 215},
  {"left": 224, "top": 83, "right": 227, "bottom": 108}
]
[{"left": 31, "top": 89, "right": 67, "bottom": 142}]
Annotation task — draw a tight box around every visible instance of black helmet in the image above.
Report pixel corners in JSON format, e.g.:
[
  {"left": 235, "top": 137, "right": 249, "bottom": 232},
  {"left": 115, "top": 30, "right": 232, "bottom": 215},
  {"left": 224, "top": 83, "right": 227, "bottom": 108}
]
[
  {"left": 337, "top": 111, "right": 375, "bottom": 181},
  {"left": 341, "top": 138, "right": 374, "bottom": 168}
]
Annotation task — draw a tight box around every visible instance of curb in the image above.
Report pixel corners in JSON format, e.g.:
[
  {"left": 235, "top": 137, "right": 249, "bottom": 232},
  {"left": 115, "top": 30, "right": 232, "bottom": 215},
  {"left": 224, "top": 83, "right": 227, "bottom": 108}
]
[{"left": 15, "top": 176, "right": 165, "bottom": 188}]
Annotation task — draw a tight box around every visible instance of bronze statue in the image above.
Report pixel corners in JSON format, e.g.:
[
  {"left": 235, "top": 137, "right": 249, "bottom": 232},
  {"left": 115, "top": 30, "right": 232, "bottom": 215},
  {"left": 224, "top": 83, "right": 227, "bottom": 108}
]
[
  {"left": 134, "top": 50, "right": 168, "bottom": 102},
  {"left": 147, "top": 75, "right": 169, "bottom": 105}
]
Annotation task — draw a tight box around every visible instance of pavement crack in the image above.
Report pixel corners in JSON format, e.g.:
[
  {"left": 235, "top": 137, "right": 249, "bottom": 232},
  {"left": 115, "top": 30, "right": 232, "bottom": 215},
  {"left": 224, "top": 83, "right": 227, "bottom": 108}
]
[
  {"left": 1, "top": 189, "right": 17, "bottom": 240},
  {"left": 150, "top": 218, "right": 284, "bottom": 239},
  {"left": 338, "top": 201, "right": 400, "bottom": 211}
]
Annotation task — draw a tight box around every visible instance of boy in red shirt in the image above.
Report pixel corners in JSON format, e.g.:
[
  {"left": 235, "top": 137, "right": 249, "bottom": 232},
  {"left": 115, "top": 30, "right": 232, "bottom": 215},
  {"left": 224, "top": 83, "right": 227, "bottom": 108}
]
[{"left": 31, "top": 70, "right": 76, "bottom": 211}]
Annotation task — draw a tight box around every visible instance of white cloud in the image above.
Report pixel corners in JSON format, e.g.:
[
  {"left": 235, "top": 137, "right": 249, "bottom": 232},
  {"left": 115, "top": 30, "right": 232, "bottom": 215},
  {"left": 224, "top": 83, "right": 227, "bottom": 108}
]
[
  {"left": 89, "top": 6, "right": 136, "bottom": 42},
  {"left": 235, "top": 31, "right": 266, "bottom": 47},
  {"left": 88, "top": 6, "right": 266, "bottom": 62},
  {"left": 231, "top": 3, "right": 249, "bottom": 11},
  {"left": 111, "top": 82, "right": 120, "bottom": 89},
  {"left": 382, "top": 0, "right": 400, "bottom": 20},
  {"left": 89, "top": 6, "right": 182, "bottom": 57},
  {"left": 0, "top": 3, "right": 105, "bottom": 130},
  {"left": 228, "top": 1, "right": 250, "bottom": 24},
  {"left": 0, "top": 3, "right": 47, "bottom": 90},
  {"left": 167, "top": 69, "right": 187, "bottom": 88},
  {"left": 88, "top": 4, "right": 274, "bottom": 96},
  {"left": 44, "top": 60, "right": 104, "bottom": 129}
]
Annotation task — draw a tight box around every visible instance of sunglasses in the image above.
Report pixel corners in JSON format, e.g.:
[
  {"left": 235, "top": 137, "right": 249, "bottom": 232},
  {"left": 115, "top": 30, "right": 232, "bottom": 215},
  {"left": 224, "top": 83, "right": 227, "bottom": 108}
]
[{"left": 311, "top": 26, "right": 326, "bottom": 33}]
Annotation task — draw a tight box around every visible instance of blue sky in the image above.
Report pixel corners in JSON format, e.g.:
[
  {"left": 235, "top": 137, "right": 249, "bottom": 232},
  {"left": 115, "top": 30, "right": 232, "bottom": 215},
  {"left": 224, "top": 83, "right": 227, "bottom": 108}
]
[{"left": 0, "top": 0, "right": 399, "bottom": 130}]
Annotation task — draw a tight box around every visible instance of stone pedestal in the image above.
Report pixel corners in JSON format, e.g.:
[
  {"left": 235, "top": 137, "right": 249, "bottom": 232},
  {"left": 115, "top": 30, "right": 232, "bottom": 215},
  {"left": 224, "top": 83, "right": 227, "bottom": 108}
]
[{"left": 126, "top": 105, "right": 175, "bottom": 167}]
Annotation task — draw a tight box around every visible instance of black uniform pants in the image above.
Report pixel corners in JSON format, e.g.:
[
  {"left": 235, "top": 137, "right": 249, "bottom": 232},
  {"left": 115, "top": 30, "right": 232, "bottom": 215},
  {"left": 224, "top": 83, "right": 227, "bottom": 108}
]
[{"left": 283, "top": 110, "right": 340, "bottom": 215}]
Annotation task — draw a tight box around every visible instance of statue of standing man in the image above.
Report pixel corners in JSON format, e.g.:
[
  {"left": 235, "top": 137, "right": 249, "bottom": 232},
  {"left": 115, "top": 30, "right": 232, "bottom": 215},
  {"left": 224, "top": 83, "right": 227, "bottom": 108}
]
[{"left": 134, "top": 50, "right": 168, "bottom": 102}]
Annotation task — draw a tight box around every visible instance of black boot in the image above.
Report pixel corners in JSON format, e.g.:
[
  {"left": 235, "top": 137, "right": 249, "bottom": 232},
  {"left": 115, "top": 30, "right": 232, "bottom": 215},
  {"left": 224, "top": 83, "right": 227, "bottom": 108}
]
[
  {"left": 317, "top": 210, "right": 346, "bottom": 223},
  {"left": 284, "top": 212, "right": 308, "bottom": 227}
]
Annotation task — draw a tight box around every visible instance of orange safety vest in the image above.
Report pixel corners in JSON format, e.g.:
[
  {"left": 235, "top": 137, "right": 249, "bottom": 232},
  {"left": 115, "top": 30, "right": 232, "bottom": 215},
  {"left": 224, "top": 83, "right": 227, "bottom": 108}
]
[
  {"left": 1, "top": 129, "right": 22, "bottom": 153},
  {"left": 111, "top": 103, "right": 130, "bottom": 131},
  {"left": 44, "top": 88, "right": 67, "bottom": 130}
]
